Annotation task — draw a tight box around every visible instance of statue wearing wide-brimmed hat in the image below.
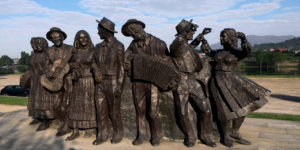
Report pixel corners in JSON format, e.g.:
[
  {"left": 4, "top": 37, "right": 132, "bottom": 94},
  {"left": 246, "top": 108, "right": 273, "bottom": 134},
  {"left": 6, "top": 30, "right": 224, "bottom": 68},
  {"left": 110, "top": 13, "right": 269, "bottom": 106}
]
[
  {"left": 96, "top": 17, "right": 118, "bottom": 33},
  {"left": 92, "top": 17, "right": 125, "bottom": 145},
  {"left": 122, "top": 19, "right": 171, "bottom": 146},
  {"left": 46, "top": 27, "right": 67, "bottom": 41},
  {"left": 42, "top": 27, "right": 75, "bottom": 137},
  {"left": 169, "top": 19, "right": 216, "bottom": 148}
]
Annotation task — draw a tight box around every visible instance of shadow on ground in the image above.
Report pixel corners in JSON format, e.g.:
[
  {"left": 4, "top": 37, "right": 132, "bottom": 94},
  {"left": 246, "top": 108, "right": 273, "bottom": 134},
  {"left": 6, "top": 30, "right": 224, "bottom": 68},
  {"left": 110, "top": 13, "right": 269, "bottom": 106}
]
[
  {"left": 0, "top": 109, "right": 70, "bottom": 150},
  {"left": 270, "top": 94, "right": 300, "bottom": 103}
]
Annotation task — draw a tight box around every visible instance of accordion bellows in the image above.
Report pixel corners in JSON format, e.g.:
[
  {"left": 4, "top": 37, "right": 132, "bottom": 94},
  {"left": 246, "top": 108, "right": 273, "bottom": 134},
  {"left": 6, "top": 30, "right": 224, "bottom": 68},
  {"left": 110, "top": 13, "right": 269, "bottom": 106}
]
[{"left": 132, "top": 55, "right": 180, "bottom": 90}]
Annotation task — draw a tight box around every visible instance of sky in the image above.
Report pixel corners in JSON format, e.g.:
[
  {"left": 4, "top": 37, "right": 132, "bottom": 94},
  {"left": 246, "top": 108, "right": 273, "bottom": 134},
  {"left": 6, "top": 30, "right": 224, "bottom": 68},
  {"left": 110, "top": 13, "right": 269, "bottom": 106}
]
[{"left": 0, "top": 0, "right": 300, "bottom": 58}]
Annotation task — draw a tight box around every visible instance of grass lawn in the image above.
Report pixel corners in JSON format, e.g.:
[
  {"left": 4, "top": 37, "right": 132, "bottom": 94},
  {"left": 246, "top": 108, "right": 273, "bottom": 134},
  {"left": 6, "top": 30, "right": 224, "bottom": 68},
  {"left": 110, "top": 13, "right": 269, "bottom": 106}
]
[
  {"left": 0, "top": 96, "right": 28, "bottom": 106},
  {"left": 244, "top": 75, "right": 300, "bottom": 78},
  {"left": 247, "top": 112, "right": 300, "bottom": 122}
]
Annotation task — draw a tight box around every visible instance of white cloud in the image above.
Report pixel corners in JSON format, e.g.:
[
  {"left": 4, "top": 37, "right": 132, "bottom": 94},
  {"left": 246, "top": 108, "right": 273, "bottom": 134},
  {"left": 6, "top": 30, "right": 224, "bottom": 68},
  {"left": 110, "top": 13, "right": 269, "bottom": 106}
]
[{"left": 0, "top": 0, "right": 300, "bottom": 58}]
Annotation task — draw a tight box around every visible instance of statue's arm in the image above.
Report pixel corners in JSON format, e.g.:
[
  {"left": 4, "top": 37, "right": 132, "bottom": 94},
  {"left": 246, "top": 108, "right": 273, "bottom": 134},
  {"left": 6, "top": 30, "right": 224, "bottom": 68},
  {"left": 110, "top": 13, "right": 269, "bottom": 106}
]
[
  {"left": 117, "top": 44, "right": 125, "bottom": 88},
  {"left": 124, "top": 43, "right": 134, "bottom": 76},
  {"left": 236, "top": 32, "right": 251, "bottom": 60},
  {"left": 200, "top": 38, "right": 216, "bottom": 57}
]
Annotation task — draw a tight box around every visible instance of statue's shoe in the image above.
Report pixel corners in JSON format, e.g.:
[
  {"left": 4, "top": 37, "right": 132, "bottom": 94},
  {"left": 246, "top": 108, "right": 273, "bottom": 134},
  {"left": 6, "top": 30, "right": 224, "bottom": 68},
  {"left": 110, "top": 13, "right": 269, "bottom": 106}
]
[
  {"left": 230, "top": 133, "right": 251, "bottom": 145},
  {"left": 29, "top": 119, "right": 40, "bottom": 125},
  {"left": 56, "top": 128, "right": 71, "bottom": 136},
  {"left": 65, "top": 132, "right": 79, "bottom": 141},
  {"left": 111, "top": 134, "right": 123, "bottom": 144},
  {"left": 93, "top": 139, "right": 107, "bottom": 145},
  {"left": 201, "top": 138, "right": 216, "bottom": 147},
  {"left": 183, "top": 140, "right": 195, "bottom": 147},
  {"left": 150, "top": 138, "right": 161, "bottom": 146},
  {"left": 222, "top": 137, "right": 233, "bottom": 147},
  {"left": 132, "top": 137, "right": 144, "bottom": 145},
  {"left": 36, "top": 122, "right": 49, "bottom": 131}
]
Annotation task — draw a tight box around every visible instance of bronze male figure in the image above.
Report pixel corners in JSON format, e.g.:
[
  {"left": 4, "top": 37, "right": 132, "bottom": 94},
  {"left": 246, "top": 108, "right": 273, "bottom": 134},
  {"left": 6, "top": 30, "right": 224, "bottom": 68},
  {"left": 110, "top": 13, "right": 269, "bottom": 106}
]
[
  {"left": 122, "top": 19, "right": 169, "bottom": 146},
  {"left": 43, "top": 27, "right": 75, "bottom": 136},
  {"left": 170, "top": 19, "right": 216, "bottom": 147},
  {"left": 92, "top": 17, "right": 125, "bottom": 145}
]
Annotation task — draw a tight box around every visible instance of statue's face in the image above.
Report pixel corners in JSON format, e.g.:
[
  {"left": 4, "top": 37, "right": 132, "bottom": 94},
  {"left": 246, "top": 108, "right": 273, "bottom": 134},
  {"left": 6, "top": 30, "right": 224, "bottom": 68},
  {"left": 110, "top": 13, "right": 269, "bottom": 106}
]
[
  {"left": 50, "top": 31, "right": 63, "bottom": 47},
  {"left": 128, "top": 24, "right": 145, "bottom": 41},
  {"left": 185, "top": 28, "right": 195, "bottom": 40},
  {"left": 79, "top": 33, "right": 88, "bottom": 47},
  {"left": 31, "top": 42, "right": 38, "bottom": 52},
  {"left": 220, "top": 32, "right": 230, "bottom": 46},
  {"left": 36, "top": 39, "right": 44, "bottom": 52},
  {"left": 98, "top": 27, "right": 108, "bottom": 40}
]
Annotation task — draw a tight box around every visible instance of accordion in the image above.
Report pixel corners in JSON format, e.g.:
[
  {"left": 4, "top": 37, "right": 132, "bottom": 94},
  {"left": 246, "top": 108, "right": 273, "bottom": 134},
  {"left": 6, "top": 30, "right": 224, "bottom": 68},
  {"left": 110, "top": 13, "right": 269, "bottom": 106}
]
[{"left": 132, "top": 54, "right": 180, "bottom": 90}]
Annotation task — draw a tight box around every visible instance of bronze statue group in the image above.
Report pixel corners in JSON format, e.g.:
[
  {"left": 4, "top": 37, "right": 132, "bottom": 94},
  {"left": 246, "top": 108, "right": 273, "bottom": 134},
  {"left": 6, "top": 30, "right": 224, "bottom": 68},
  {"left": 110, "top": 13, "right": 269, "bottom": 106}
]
[{"left": 20, "top": 17, "right": 270, "bottom": 148}]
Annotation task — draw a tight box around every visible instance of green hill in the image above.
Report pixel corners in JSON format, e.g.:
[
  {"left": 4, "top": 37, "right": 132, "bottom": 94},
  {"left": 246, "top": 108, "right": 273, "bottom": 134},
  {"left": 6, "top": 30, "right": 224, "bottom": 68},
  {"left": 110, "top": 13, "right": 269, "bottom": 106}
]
[{"left": 253, "top": 37, "right": 300, "bottom": 51}]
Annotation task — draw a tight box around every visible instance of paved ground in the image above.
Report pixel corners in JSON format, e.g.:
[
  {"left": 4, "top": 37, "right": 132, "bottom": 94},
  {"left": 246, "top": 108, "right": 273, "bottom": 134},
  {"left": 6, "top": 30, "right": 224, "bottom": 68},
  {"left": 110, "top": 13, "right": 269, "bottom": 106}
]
[{"left": 0, "top": 108, "right": 299, "bottom": 150}]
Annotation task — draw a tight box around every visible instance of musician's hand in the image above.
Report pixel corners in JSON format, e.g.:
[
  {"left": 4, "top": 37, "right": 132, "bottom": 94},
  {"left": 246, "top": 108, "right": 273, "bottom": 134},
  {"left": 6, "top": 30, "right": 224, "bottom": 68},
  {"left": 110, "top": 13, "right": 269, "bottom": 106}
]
[
  {"left": 46, "top": 71, "right": 54, "bottom": 78},
  {"left": 202, "top": 28, "right": 212, "bottom": 35},
  {"left": 95, "top": 75, "right": 102, "bottom": 83}
]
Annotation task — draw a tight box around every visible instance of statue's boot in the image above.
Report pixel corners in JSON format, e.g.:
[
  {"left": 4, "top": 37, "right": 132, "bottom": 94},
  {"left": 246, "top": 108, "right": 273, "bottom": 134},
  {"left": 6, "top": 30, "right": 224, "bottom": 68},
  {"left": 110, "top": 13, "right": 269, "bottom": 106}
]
[
  {"left": 111, "top": 133, "right": 123, "bottom": 144},
  {"left": 231, "top": 117, "right": 251, "bottom": 145},
  {"left": 221, "top": 120, "right": 233, "bottom": 147},
  {"left": 150, "top": 137, "right": 161, "bottom": 146},
  {"left": 183, "top": 138, "right": 195, "bottom": 147},
  {"left": 56, "top": 118, "right": 71, "bottom": 136},
  {"left": 29, "top": 118, "right": 40, "bottom": 125},
  {"left": 36, "top": 115, "right": 49, "bottom": 131},
  {"left": 132, "top": 136, "right": 145, "bottom": 145},
  {"left": 201, "top": 134, "right": 216, "bottom": 147},
  {"left": 66, "top": 128, "right": 79, "bottom": 141},
  {"left": 199, "top": 113, "right": 216, "bottom": 147},
  {"left": 93, "top": 138, "right": 107, "bottom": 145}
]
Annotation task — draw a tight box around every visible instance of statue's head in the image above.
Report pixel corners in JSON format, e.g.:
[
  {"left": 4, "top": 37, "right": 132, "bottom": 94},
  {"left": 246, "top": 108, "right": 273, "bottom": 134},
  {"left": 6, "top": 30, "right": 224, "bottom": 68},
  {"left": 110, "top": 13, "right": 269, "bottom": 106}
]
[
  {"left": 175, "top": 19, "right": 198, "bottom": 41},
  {"left": 96, "top": 17, "right": 117, "bottom": 40},
  {"left": 74, "top": 30, "right": 94, "bottom": 49},
  {"left": 46, "top": 27, "right": 67, "bottom": 47},
  {"left": 220, "top": 28, "right": 238, "bottom": 49},
  {"left": 122, "top": 19, "right": 146, "bottom": 41},
  {"left": 30, "top": 37, "right": 38, "bottom": 52},
  {"left": 36, "top": 37, "right": 49, "bottom": 52}
]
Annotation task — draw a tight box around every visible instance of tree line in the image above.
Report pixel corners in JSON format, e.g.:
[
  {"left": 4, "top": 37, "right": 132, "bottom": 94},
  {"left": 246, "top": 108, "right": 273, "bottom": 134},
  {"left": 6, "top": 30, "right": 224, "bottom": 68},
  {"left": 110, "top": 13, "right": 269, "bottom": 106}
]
[{"left": 0, "top": 51, "right": 31, "bottom": 75}]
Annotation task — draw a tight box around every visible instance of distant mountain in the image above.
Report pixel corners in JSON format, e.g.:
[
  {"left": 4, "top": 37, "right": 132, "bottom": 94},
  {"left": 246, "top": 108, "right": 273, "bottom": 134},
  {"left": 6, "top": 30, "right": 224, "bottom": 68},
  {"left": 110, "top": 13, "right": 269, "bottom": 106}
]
[
  {"left": 253, "top": 37, "right": 300, "bottom": 51},
  {"left": 210, "top": 35, "right": 296, "bottom": 49}
]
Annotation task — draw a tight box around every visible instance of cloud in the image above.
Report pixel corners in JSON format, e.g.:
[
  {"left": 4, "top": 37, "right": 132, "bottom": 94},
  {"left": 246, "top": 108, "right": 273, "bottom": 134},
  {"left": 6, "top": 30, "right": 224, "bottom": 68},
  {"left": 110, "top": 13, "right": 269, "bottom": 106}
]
[
  {"left": 0, "top": 0, "right": 300, "bottom": 58},
  {"left": 80, "top": 0, "right": 243, "bottom": 18}
]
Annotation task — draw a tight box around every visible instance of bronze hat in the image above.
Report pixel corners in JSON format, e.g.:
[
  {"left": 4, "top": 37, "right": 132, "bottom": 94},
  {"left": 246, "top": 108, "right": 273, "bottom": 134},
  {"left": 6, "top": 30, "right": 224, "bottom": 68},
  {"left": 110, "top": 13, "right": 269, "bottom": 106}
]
[
  {"left": 96, "top": 17, "right": 117, "bottom": 33},
  {"left": 175, "top": 19, "right": 198, "bottom": 36},
  {"left": 121, "top": 19, "right": 145, "bottom": 36},
  {"left": 46, "top": 27, "right": 67, "bottom": 40}
]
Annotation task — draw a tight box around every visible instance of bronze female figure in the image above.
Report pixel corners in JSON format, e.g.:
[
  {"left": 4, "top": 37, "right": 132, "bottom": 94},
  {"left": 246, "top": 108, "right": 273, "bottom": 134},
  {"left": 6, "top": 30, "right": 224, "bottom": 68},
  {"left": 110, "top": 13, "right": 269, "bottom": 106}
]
[
  {"left": 26, "top": 37, "right": 53, "bottom": 131},
  {"left": 201, "top": 28, "right": 270, "bottom": 147},
  {"left": 66, "top": 30, "right": 97, "bottom": 141}
]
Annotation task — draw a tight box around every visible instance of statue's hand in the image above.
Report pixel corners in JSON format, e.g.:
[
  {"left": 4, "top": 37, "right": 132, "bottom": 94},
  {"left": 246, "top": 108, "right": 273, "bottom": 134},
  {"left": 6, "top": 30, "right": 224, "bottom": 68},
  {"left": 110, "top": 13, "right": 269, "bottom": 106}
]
[
  {"left": 202, "top": 28, "right": 212, "bottom": 35},
  {"left": 237, "top": 32, "right": 246, "bottom": 40}
]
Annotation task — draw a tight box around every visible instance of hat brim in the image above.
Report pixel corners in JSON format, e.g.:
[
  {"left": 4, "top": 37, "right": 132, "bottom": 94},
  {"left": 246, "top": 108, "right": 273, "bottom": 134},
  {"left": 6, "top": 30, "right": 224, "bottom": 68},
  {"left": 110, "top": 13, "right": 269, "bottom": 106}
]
[
  {"left": 121, "top": 20, "right": 145, "bottom": 36},
  {"left": 46, "top": 30, "right": 67, "bottom": 40},
  {"left": 96, "top": 20, "right": 118, "bottom": 33}
]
